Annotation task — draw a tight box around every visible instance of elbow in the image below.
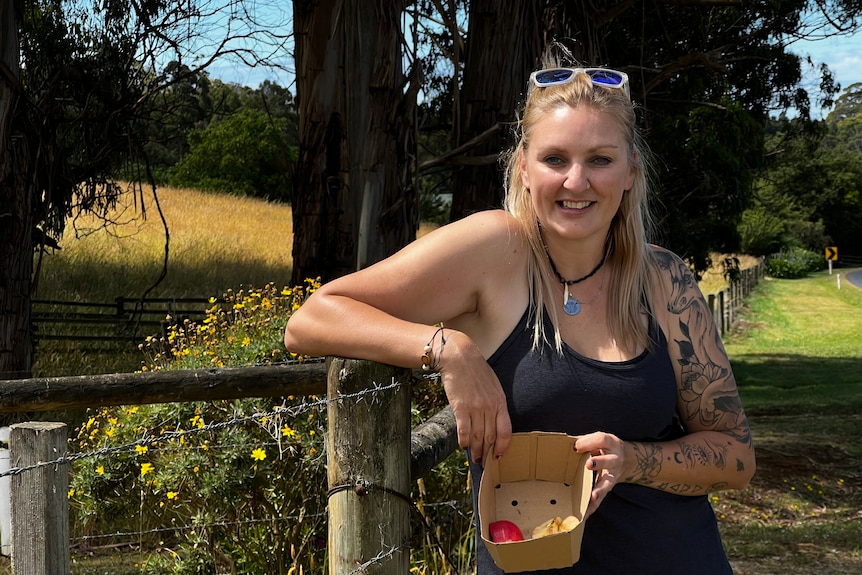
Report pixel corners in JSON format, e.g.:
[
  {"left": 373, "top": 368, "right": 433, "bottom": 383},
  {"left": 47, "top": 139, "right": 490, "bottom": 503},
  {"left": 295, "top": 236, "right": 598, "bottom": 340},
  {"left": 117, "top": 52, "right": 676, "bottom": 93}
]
[
  {"left": 731, "top": 446, "right": 757, "bottom": 491},
  {"left": 283, "top": 313, "right": 311, "bottom": 356}
]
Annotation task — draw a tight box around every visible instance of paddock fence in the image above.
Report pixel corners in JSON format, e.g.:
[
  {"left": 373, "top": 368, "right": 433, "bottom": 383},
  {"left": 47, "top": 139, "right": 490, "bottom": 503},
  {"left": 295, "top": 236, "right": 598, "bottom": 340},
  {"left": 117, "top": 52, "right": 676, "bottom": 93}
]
[
  {"left": 705, "top": 258, "right": 765, "bottom": 336},
  {"left": 0, "top": 361, "right": 460, "bottom": 575},
  {"left": 32, "top": 296, "right": 213, "bottom": 344}
]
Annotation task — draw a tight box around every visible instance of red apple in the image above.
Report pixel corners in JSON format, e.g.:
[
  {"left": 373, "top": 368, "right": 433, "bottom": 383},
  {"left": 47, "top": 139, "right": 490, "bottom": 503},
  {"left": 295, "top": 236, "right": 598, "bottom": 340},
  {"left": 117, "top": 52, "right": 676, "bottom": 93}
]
[{"left": 489, "top": 520, "right": 524, "bottom": 542}]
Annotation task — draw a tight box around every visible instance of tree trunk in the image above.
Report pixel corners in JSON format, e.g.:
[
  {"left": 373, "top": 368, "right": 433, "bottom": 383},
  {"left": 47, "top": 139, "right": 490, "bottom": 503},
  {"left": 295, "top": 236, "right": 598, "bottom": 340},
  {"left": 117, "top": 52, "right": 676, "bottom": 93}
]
[
  {"left": 291, "top": 0, "right": 416, "bottom": 285},
  {"left": 449, "top": 0, "right": 546, "bottom": 220},
  {"left": 0, "top": 1, "right": 33, "bottom": 380}
]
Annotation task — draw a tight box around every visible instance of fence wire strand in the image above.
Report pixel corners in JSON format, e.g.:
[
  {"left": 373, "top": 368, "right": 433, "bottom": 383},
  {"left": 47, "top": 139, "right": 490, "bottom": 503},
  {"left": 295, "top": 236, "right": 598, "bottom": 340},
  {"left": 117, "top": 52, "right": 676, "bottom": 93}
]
[{"left": 0, "top": 379, "right": 404, "bottom": 479}]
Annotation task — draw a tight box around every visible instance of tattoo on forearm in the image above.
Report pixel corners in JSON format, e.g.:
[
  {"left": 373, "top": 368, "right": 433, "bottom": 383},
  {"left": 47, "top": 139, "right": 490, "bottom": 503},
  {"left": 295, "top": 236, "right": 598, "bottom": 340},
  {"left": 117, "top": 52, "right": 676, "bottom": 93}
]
[
  {"left": 678, "top": 439, "right": 728, "bottom": 470},
  {"left": 625, "top": 442, "right": 663, "bottom": 485}
]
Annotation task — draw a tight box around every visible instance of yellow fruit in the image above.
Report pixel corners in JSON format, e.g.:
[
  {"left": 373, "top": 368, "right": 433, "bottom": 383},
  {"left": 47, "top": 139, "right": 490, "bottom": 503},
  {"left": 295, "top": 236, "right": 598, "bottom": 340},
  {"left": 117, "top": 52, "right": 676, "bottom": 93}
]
[
  {"left": 531, "top": 516, "right": 562, "bottom": 539},
  {"left": 530, "top": 515, "right": 580, "bottom": 539},
  {"left": 560, "top": 515, "right": 579, "bottom": 531}
]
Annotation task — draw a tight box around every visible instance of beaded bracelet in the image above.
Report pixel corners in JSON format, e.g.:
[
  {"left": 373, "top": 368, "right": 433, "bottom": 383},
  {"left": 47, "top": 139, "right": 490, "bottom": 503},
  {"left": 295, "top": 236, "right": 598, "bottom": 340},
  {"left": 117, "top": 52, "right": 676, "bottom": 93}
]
[{"left": 421, "top": 326, "right": 447, "bottom": 371}]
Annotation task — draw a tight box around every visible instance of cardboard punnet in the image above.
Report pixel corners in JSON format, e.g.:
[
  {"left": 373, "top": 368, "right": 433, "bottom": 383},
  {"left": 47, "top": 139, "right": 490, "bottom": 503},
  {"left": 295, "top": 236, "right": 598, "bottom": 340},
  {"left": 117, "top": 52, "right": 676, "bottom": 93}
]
[{"left": 479, "top": 432, "right": 592, "bottom": 573}]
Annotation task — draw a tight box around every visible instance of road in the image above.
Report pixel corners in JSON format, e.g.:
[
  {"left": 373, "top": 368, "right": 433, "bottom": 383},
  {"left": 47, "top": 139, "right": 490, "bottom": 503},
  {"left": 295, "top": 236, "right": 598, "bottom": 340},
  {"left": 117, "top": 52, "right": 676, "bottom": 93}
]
[{"left": 844, "top": 268, "right": 862, "bottom": 289}]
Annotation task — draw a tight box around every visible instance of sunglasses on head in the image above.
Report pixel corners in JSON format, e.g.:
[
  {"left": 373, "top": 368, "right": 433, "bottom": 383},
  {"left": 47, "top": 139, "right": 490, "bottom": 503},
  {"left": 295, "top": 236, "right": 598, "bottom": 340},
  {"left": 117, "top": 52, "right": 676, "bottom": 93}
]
[{"left": 529, "top": 67, "right": 630, "bottom": 98}]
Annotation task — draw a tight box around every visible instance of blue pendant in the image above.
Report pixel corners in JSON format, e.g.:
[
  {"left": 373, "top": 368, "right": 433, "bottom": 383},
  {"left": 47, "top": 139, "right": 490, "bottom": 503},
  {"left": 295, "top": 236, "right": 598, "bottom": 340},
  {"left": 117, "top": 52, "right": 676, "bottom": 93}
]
[{"left": 564, "top": 292, "right": 580, "bottom": 316}]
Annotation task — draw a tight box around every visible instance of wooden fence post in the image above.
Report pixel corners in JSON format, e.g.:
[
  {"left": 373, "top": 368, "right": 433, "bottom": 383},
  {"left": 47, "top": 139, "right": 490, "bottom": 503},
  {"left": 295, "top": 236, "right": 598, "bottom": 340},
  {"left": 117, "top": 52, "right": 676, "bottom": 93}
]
[
  {"left": 326, "top": 358, "right": 412, "bottom": 575},
  {"left": 9, "top": 422, "right": 69, "bottom": 575}
]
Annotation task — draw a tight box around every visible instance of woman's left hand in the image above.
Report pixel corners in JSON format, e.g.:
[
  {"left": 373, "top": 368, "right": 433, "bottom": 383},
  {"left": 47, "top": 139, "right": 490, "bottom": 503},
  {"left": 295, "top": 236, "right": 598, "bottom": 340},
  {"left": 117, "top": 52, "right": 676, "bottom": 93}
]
[{"left": 575, "top": 432, "right": 628, "bottom": 518}]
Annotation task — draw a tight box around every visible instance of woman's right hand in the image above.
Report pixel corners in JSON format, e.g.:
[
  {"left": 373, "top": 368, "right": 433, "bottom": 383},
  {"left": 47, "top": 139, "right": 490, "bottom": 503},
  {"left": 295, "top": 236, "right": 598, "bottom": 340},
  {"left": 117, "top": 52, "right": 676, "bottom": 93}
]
[{"left": 438, "top": 329, "right": 512, "bottom": 466}]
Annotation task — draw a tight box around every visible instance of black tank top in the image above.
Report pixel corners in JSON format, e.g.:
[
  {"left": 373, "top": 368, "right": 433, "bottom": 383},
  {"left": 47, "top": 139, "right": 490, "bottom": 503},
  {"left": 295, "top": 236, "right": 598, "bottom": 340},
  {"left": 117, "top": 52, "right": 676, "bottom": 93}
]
[{"left": 470, "top": 308, "right": 732, "bottom": 575}]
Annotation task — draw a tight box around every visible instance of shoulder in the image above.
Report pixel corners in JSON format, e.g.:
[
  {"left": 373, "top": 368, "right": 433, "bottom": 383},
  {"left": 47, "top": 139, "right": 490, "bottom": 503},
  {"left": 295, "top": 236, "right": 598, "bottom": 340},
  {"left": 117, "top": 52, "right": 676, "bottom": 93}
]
[
  {"left": 417, "top": 209, "right": 529, "bottom": 260},
  {"left": 434, "top": 209, "right": 524, "bottom": 240},
  {"left": 644, "top": 245, "right": 705, "bottom": 318}
]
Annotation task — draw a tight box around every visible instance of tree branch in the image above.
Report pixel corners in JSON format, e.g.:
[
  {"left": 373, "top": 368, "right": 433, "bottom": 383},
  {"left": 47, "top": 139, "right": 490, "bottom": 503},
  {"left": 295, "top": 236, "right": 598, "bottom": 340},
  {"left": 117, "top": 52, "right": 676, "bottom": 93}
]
[{"left": 417, "top": 122, "right": 502, "bottom": 173}]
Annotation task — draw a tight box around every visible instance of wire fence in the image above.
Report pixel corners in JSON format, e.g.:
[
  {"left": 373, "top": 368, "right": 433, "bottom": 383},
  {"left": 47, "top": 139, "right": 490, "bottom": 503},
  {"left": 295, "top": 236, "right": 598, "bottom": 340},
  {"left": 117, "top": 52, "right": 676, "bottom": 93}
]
[{"left": 1, "top": 368, "right": 471, "bottom": 575}]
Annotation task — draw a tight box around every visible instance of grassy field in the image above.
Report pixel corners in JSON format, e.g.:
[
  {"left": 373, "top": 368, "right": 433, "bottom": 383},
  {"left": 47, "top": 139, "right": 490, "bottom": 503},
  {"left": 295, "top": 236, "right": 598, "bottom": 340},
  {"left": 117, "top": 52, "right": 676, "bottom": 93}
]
[
  {"left": 720, "top": 271, "right": 862, "bottom": 575},
  {"left": 21, "top": 186, "right": 862, "bottom": 573},
  {"left": 32, "top": 185, "right": 298, "bottom": 376}
]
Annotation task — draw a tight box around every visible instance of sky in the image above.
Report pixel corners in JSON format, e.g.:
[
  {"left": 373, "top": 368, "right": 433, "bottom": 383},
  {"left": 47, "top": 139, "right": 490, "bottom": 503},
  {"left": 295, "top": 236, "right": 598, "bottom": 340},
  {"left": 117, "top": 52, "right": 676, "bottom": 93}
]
[{"left": 788, "top": 31, "right": 862, "bottom": 117}]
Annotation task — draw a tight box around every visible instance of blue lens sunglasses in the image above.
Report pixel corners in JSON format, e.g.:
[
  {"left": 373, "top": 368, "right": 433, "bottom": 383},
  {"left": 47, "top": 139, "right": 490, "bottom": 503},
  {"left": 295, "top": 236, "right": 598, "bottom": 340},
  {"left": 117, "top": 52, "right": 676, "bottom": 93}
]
[{"left": 529, "top": 67, "right": 630, "bottom": 98}]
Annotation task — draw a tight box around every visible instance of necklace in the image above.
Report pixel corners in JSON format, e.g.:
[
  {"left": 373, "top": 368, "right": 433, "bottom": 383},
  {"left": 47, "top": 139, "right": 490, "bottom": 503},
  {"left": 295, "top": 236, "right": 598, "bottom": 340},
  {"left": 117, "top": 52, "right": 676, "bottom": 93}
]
[
  {"left": 545, "top": 248, "right": 606, "bottom": 285},
  {"left": 544, "top": 249, "right": 607, "bottom": 316}
]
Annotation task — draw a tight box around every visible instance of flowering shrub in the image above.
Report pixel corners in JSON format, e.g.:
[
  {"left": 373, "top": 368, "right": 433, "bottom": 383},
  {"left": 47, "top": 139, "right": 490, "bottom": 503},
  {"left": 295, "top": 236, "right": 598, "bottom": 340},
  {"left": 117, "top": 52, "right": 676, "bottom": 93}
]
[
  {"left": 139, "top": 280, "right": 320, "bottom": 370},
  {"left": 69, "top": 280, "right": 329, "bottom": 575},
  {"left": 766, "top": 247, "right": 826, "bottom": 279}
]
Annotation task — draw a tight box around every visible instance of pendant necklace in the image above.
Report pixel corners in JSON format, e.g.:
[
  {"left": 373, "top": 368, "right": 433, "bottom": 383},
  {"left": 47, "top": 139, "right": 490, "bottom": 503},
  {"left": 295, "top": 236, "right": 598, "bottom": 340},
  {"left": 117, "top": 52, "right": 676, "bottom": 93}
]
[{"left": 544, "top": 249, "right": 607, "bottom": 316}]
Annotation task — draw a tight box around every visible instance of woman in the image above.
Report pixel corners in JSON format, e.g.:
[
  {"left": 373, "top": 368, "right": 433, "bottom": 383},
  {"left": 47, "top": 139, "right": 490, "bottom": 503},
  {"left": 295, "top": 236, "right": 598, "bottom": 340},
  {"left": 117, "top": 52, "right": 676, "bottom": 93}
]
[{"left": 284, "top": 54, "right": 755, "bottom": 574}]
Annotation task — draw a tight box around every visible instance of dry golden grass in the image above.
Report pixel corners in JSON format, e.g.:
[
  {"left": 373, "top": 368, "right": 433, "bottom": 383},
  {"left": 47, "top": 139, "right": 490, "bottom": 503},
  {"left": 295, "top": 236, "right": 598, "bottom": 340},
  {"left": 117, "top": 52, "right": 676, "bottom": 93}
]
[
  {"left": 35, "top": 184, "right": 294, "bottom": 301},
  {"left": 698, "top": 253, "right": 763, "bottom": 296}
]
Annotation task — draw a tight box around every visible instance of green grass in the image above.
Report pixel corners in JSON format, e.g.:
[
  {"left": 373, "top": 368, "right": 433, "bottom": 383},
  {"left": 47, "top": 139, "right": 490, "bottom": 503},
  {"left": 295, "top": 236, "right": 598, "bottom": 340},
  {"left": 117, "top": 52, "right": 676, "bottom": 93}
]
[
  {"left": 726, "top": 272, "right": 862, "bottom": 413},
  {"left": 719, "top": 269, "right": 862, "bottom": 575}
]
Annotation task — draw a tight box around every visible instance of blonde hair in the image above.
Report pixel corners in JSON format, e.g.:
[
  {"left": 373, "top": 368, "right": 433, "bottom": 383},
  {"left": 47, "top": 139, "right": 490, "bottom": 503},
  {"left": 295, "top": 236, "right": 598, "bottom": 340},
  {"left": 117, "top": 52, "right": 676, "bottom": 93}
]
[{"left": 502, "top": 52, "right": 657, "bottom": 353}]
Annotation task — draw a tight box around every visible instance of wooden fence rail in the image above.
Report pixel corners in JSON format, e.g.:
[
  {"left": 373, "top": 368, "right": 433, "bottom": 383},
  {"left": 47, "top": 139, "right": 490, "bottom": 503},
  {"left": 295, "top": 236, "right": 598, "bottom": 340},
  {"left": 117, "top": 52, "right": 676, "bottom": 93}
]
[{"left": 705, "top": 259, "right": 765, "bottom": 336}]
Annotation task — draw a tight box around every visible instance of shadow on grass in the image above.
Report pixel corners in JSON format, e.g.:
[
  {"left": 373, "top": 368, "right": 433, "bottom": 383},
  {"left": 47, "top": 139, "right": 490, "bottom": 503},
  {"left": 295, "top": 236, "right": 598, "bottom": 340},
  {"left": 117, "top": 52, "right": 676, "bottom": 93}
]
[
  {"left": 731, "top": 353, "right": 862, "bottom": 416},
  {"left": 37, "top": 254, "right": 295, "bottom": 301}
]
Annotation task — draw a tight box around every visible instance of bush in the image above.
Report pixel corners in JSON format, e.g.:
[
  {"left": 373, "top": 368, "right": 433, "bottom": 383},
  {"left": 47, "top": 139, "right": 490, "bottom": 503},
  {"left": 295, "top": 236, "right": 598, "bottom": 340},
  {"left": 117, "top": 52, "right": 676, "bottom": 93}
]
[
  {"left": 765, "top": 247, "right": 826, "bottom": 279},
  {"left": 69, "top": 281, "right": 328, "bottom": 575},
  {"left": 169, "top": 109, "right": 296, "bottom": 202}
]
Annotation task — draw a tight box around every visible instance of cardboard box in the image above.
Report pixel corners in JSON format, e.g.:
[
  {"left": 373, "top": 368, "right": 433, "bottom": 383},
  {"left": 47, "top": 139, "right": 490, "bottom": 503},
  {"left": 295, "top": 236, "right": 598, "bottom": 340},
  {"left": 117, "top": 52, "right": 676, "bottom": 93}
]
[{"left": 479, "top": 432, "right": 592, "bottom": 573}]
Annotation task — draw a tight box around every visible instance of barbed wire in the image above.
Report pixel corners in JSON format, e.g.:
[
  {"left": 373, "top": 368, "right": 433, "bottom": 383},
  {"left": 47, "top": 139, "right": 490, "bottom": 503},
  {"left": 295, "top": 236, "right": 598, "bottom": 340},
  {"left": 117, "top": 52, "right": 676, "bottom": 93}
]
[
  {"left": 0, "top": 378, "right": 405, "bottom": 479},
  {"left": 4, "top": 370, "right": 469, "bottom": 572}
]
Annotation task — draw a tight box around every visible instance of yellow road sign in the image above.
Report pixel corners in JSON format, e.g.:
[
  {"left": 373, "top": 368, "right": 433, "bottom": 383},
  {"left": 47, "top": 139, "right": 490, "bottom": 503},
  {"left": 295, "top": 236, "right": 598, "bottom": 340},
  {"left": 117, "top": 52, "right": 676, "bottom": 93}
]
[{"left": 825, "top": 246, "right": 838, "bottom": 261}]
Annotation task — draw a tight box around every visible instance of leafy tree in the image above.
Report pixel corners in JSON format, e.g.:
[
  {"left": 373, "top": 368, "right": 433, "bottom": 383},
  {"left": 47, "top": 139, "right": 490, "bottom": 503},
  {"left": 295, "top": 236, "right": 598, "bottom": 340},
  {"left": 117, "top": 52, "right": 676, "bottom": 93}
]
[
  {"left": 170, "top": 108, "right": 295, "bottom": 201},
  {"left": 412, "top": 1, "right": 860, "bottom": 273}
]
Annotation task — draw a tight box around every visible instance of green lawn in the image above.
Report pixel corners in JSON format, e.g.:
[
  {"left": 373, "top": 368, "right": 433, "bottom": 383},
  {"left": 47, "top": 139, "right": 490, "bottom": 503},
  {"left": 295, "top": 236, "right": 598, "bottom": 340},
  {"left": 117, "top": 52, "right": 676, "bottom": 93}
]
[{"left": 719, "top": 269, "right": 862, "bottom": 575}]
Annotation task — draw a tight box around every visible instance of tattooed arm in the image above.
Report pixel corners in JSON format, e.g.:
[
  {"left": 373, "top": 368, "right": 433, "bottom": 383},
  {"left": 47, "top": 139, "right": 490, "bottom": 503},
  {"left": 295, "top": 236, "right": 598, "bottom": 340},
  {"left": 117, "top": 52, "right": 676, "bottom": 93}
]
[{"left": 577, "top": 247, "right": 755, "bottom": 512}]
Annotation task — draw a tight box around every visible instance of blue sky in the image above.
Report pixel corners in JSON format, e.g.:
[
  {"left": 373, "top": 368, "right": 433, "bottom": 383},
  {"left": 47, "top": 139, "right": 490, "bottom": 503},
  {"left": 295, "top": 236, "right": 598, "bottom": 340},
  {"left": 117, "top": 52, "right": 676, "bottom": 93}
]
[{"left": 789, "top": 31, "right": 862, "bottom": 117}]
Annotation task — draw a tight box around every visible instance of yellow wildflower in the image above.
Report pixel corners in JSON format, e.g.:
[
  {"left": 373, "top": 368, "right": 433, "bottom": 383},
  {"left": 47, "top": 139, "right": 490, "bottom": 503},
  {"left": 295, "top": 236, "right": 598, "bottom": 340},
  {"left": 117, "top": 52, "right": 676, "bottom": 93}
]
[
  {"left": 251, "top": 448, "right": 267, "bottom": 461},
  {"left": 140, "top": 463, "right": 154, "bottom": 477},
  {"left": 96, "top": 465, "right": 105, "bottom": 475},
  {"left": 135, "top": 445, "right": 148, "bottom": 455},
  {"left": 167, "top": 491, "right": 178, "bottom": 500}
]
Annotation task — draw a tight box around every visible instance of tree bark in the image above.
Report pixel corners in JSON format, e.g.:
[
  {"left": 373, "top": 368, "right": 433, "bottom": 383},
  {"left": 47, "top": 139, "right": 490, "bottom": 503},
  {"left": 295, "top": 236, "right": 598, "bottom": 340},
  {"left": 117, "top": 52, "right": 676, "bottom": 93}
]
[
  {"left": 291, "top": 0, "right": 416, "bottom": 285},
  {"left": 448, "top": 0, "right": 546, "bottom": 220},
  {"left": 0, "top": 1, "right": 33, "bottom": 380}
]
